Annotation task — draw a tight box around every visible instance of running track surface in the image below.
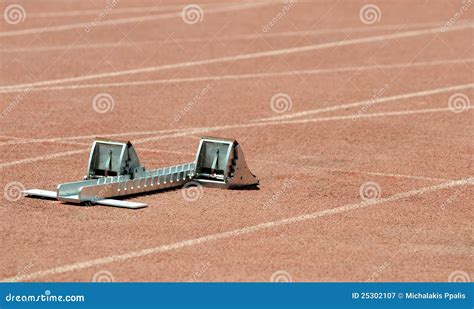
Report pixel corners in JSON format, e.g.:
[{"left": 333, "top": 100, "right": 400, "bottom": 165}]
[{"left": 0, "top": 0, "right": 472, "bottom": 282}]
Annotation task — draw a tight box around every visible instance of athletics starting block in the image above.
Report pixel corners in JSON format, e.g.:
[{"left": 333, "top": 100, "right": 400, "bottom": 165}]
[{"left": 23, "top": 136, "right": 259, "bottom": 209}]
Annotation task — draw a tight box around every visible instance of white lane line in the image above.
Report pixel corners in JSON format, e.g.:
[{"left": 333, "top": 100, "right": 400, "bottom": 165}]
[
  {"left": 0, "top": 2, "right": 270, "bottom": 38},
  {"left": 0, "top": 150, "right": 86, "bottom": 169},
  {"left": 3, "top": 177, "right": 472, "bottom": 282},
  {"left": 27, "top": 4, "right": 204, "bottom": 18},
  {"left": 0, "top": 105, "right": 466, "bottom": 155},
  {"left": 136, "top": 149, "right": 450, "bottom": 182},
  {"left": 0, "top": 128, "right": 186, "bottom": 147},
  {"left": 217, "top": 20, "right": 473, "bottom": 40},
  {"left": 137, "top": 148, "right": 195, "bottom": 156},
  {"left": 252, "top": 159, "right": 451, "bottom": 182},
  {"left": 0, "top": 106, "right": 467, "bottom": 170},
  {"left": 0, "top": 41, "right": 155, "bottom": 54},
  {"left": 1, "top": 22, "right": 472, "bottom": 91},
  {"left": 405, "top": 244, "right": 474, "bottom": 257},
  {"left": 328, "top": 169, "right": 450, "bottom": 182},
  {"left": 252, "top": 83, "right": 474, "bottom": 122},
  {"left": 1, "top": 58, "right": 471, "bottom": 94},
  {"left": 0, "top": 135, "right": 24, "bottom": 141},
  {"left": 1, "top": 20, "right": 460, "bottom": 53},
  {"left": 131, "top": 106, "right": 473, "bottom": 145}
]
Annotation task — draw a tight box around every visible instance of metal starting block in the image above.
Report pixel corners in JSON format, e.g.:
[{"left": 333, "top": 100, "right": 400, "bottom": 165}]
[{"left": 23, "top": 136, "right": 259, "bottom": 209}]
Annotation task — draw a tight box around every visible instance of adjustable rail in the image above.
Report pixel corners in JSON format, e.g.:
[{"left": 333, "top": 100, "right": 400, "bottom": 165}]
[{"left": 23, "top": 136, "right": 258, "bottom": 209}]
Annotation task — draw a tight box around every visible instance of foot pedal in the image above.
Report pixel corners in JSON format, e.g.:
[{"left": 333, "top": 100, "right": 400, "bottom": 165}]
[
  {"left": 194, "top": 136, "right": 259, "bottom": 188},
  {"left": 86, "top": 138, "right": 144, "bottom": 179}
]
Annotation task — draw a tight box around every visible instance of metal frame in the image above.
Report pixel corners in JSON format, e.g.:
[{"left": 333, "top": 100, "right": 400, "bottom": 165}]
[{"left": 23, "top": 136, "right": 259, "bottom": 209}]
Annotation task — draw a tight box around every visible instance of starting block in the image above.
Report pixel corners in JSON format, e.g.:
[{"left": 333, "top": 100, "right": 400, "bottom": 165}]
[{"left": 23, "top": 136, "right": 259, "bottom": 209}]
